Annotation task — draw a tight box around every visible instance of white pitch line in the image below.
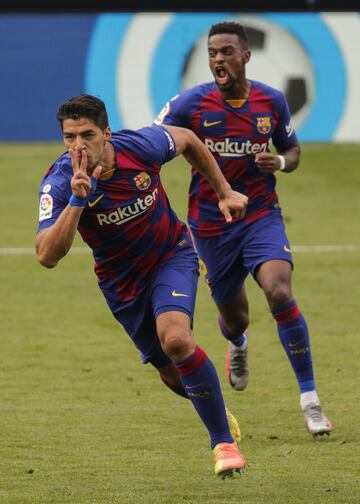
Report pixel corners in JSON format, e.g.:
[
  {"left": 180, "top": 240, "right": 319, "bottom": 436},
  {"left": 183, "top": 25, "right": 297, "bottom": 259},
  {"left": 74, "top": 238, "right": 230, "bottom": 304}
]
[
  {"left": 292, "top": 245, "right": 360, "bottom": 252},
  {"left": 0, "top": 245, "right": 359, "bottom": 255}
]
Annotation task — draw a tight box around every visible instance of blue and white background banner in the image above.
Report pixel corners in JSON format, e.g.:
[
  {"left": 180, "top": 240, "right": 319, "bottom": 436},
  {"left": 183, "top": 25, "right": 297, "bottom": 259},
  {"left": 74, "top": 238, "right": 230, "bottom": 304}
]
[{"left": 1, "top": 12, "right": 359, "bottom": 141}]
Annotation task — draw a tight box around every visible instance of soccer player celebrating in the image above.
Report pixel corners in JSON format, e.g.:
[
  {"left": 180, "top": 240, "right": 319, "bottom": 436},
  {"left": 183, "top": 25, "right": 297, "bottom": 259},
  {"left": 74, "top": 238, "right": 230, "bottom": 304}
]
[
  {"left": 36, "top": 94, "right": 248, "bottom": 478},
  {"left": 154, "top": 22, "right": 332, "bottom": 436}
]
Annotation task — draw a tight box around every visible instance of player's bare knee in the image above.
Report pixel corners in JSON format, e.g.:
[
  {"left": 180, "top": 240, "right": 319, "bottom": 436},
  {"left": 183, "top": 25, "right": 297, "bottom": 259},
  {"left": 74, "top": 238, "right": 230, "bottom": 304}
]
[
  {"left": 223, "top": 313, "right": 249, "bottom": 335},
  {"left": 160, "top": 328, "right": 194, "bottom": 361},
  {"left": 266, "top": 285, "right": 292, "bottom": 311}
]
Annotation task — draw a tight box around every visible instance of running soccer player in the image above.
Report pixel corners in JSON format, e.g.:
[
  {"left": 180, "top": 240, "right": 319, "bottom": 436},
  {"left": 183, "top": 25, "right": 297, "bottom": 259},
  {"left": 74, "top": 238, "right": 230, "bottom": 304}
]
[
  {"left": 36, "top": 94, "right": 248, "bottom": 478},
  {"left": 154, "top": 21, "right": 333, "bottom": 436}
]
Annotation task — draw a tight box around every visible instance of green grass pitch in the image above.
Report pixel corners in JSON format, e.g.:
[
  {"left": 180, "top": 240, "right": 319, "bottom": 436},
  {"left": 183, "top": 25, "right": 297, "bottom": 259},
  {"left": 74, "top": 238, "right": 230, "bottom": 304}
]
[{"left": 0, "top": 143, "right": 360, "bottom": 503}]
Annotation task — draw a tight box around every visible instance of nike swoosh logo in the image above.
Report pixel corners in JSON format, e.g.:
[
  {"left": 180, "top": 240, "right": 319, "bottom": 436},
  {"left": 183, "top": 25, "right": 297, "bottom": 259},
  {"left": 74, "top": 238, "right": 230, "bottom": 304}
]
[
  {"left": 289, "top": 339, "right": 305, "bottom": 348},
  {"left": 88, "top": 194, "right": 104, "bottom": 208},
  {"left": 185, "top": 383, "right": 203, "bottom": 389},
  {"left": 172, "top": 290, "right": 189, "bottom": 297},
  {"left": 203, "top": 120, "right": 222, "bottom": 127},
  {"left": 284, "top": 245, "right": 291, "bottom": 253}
]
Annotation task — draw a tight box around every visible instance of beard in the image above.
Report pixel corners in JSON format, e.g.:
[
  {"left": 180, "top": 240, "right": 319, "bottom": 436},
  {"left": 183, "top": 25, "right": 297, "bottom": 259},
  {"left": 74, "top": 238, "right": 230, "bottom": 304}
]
[{"left": 215, "top": 73, "right": 237, "bottom": 91}]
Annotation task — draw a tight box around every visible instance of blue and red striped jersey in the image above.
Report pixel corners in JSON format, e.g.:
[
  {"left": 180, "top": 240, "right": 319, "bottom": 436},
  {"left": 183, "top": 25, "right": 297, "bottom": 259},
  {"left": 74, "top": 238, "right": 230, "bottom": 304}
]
[
  {"left": 37, "top": 125, "right": 191, "bottom": 302},
  {"left": 155, "top": 80, "right": 298, "bottom": 237}
]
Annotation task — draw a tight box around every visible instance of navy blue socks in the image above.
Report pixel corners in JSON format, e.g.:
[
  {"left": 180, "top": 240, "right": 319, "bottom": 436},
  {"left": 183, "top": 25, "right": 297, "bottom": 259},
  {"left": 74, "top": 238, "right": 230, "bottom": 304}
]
[{"left": 175, "top": 346, "right": 233, "bottom": 448}]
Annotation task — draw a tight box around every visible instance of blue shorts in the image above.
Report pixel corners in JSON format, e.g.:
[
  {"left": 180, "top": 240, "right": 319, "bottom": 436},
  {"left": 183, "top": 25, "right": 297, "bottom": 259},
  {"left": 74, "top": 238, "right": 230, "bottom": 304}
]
[
  {"left": 193, "top": 208, "right": 293, "bottom": 305},
  {"left": 105, "top": 246, "right": 199, "bottom": 368}
]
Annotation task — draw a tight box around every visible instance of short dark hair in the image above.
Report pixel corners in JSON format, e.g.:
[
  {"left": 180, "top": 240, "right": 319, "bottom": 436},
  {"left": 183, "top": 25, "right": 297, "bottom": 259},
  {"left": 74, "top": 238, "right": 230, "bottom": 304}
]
[
  {"left": 208, "top": 22, "right": 249, "bottom": 50},
  {"left": 56, "top": 94, "right": 109, "bottom": 130}
]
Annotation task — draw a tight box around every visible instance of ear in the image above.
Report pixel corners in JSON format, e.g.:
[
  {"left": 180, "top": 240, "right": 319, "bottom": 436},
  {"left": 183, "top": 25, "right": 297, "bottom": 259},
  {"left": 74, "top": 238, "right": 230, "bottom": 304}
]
[
  {"left": 243, "top": 50, "right": 251, "bottom": 64},
  {"left": 104, "top": 127, "right": 111, "bottom": 141}
]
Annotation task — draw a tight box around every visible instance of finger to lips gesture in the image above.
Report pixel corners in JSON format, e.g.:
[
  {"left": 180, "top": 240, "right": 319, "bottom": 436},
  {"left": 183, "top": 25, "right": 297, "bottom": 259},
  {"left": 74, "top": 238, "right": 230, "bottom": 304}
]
[{"left": 69, "top": 148, "right": 92, "bottom": 199}]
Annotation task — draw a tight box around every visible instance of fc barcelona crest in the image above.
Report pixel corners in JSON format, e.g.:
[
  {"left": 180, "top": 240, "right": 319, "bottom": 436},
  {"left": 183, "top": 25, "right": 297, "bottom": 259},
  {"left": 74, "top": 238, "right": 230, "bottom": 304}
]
[
  {"left": 256, "top": 116, "right": 271, "bottom": 134},
  {"left": 133, "top": 171, "right": 151, "bottom": 191}
]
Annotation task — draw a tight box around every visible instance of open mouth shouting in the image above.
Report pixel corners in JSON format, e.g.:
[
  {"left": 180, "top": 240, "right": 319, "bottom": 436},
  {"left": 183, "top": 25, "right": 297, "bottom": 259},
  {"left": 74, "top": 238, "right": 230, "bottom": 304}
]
[{"left": 215, "top": 65, "right": 231, "bottom": 88}]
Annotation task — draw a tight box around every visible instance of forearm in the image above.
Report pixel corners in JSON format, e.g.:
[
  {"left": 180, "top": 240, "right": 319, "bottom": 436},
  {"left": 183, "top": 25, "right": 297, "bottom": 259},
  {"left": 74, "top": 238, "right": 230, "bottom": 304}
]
[
  {"left": 182, "top": 143, "right": 231, "bottom": 198},
  {"left": 277, "top": 144, "right": 301, "bottom": 173},
  {"left": 36, "top": 205, "right": 84, "bottom": 268}
]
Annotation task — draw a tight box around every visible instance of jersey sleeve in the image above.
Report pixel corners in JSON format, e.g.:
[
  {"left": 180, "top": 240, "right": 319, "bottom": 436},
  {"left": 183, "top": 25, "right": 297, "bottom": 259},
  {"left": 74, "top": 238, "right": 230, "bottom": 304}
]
[
  {"left": 119, "top": 125, "right": 177, "bottom": 166},
  {"left": 37, "top": 162, "right": 72, "bottom": 233},
  {"left": 153, "top": 93, "right": 190, "bottom": 127},
  {"left": 271, "top": 91, "right": 299, "bottom": 151}
]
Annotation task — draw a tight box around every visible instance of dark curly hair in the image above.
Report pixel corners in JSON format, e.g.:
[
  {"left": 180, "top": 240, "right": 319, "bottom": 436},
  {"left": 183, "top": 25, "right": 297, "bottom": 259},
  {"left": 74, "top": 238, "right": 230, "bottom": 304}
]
[{"left": 208, "top": 22, "right": 249, "bottom": 50}]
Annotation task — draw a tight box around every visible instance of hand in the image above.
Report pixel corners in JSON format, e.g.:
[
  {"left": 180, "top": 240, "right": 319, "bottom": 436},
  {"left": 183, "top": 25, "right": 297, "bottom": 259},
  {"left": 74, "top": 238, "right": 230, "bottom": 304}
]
[
  {"left": 218, "top": 190, "right": 248, "bottom": 223},
  {"left": 255, "top": 152, "right": 281, "bottom": 173},
  {"left": 69, "top": 148, "right": 102, "bottom": 199}
]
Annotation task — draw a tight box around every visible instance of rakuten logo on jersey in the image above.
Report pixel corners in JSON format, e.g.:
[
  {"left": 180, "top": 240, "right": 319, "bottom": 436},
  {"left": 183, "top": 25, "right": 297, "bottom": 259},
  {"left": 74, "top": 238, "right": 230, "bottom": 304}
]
[
  {"left": 205, "top": 138, "right": 269, "bottom": 157},
  {"left": 96, "top": 188, "right": 158, "bottom": 226}
]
